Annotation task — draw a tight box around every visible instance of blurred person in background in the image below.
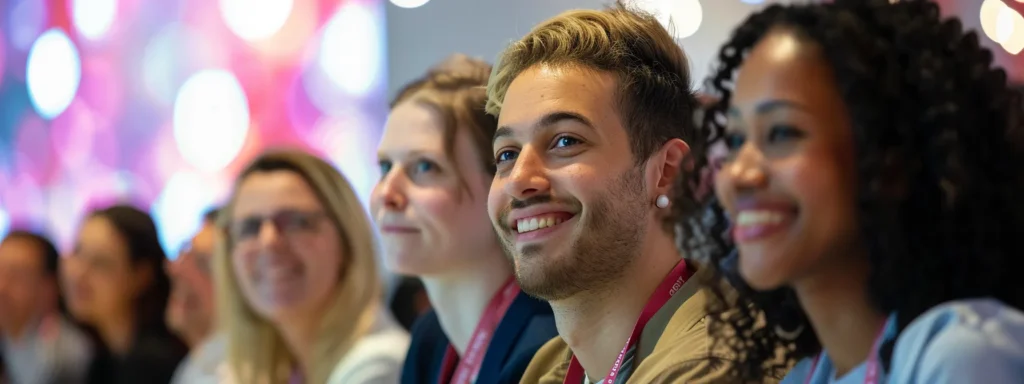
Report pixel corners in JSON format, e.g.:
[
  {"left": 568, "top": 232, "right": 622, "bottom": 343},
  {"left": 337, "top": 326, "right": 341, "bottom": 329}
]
[
  {"left": 62, "top": 205, "right": 188, "bottom": 384},
  {"left": 388, "top": 277, "right": 431, "bottom": 333},
  {"left": 216, "top": 149, "right": 408, "bottom": 384},
  {"left": 167, "top": 208, "right": 225, "bottom": 384},
  {"left": 703, "top": 0, "right": 1024, "bottom": 382},
  {"left": 0, "top": 230, "right": 92, "bottom": 384},
  {"left": 373, "top": 54, "right": 557, "bottom": 384}
]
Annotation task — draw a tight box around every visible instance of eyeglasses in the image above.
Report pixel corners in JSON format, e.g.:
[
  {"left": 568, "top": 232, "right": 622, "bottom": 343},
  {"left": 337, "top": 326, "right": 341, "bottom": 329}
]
[{"left": 228, "top": 210, "right": 328, "bottom": 246}]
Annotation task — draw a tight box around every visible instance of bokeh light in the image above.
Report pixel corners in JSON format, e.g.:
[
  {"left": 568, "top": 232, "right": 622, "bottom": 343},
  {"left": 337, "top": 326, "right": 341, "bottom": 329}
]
[
  {"left": 13, "top": 115, "right": 53, "bottom": 182},
  {"left": 71, "top": 0, "right": 118, "bottom": 41},
  {"left": 78, "top": 58, "right": 125, "bottom": 123},
  {"left": 0, "top": 30, "right": 6, "bottom": 78},
  {"left": 981, "top": 0, "right": 1024, "bottom": 54},
  {"left": 172, "top": 70, "right": 251, "bottom": 173},
  {"left": 1000, "top": 7, "right": 1024, "bottom": 54},
  {"left": 313, "top": 111, "right": 380, "bottom": 206},
  {"left": 667, "top": 0, "right": 703, "bottom": 40},
  {"left": 219, "top": 0, "right": 294, "bottom": 41},
  {"left": 151, "top": 172, "right": 220, "bottom": 258},
  {"left": 50, "top": 101, "right": 101, "bottom": 171},
  {"left": 8, "top": 0, "right": 48, "bottom": 51},
  {"left": 0, "top": 0, "right": 387, "bottom": 254},
  {"left": 631, "top": 0, "right": 703, "bottom": 40},
  {"left": 245, "top": 0, "right": 317, "bottom": 60},
  {"left": 319, "top": 2, "right": 384, "bottom": 95},
  {"left": 997, "top": 4, "right": 1017, "bottom": 42},
  {"left": 0, "top": 207, "right": 9, "bottom": 239},
  {"left": 390, "top": 0, "right": 430, "bottom": 8},
  {"left": 26, "top": 29, "right": 82, "bottom": 119},
  {"left": 1, "top": 173, "right": 46, "bottom": 230}
]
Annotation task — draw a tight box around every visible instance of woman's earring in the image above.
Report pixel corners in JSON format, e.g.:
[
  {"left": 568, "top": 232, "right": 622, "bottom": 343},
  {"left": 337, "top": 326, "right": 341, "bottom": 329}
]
[{"left": 774, "top": 323, "right": 806, "bottom": 341}]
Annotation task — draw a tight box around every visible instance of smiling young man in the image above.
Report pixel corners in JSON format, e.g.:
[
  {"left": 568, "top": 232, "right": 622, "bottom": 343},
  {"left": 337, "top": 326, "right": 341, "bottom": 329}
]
[{"left": 485, "top": 4, "right": 731, "bottom": 384}]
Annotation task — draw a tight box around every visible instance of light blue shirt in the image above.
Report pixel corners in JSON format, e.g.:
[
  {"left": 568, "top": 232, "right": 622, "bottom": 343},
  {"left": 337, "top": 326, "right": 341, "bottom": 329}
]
[
  {"left": 782, "top": 299, "right": 1024, "bottom": 384},
  {"left": 1, "top": 315, "right": 92, "bottom": 384}
]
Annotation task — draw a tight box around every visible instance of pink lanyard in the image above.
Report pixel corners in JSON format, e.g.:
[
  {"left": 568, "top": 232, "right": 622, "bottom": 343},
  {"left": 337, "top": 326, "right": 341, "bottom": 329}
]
[
  {"left": 437, "top": 277, "right": 520, "bottom": 384},
  {"left": 804, "top": 321, "right": 888, "bottom": 384},
  {"left": 563, "top": 259, "right": 692, "bottom": 384}
]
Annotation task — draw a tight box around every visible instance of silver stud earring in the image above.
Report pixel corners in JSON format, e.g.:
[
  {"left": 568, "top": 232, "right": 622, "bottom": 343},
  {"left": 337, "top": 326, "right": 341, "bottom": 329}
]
[{"left": 656, "top": 195, "right": 670, "bottom": 209}]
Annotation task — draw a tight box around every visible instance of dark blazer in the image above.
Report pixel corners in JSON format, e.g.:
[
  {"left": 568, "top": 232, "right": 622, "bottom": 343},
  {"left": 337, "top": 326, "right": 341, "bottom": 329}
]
[
  {"left": 86, "top": 331, "right": 188, "bottom": 384},
  {"left": 401, "top": 291, "right": 557, "bottom": 384}
]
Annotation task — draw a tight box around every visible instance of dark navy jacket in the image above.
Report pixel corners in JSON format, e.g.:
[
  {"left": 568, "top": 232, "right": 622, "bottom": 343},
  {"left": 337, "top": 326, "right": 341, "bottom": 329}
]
[{"left": 400, "top": 291, "right": 557, "bottom": 384}]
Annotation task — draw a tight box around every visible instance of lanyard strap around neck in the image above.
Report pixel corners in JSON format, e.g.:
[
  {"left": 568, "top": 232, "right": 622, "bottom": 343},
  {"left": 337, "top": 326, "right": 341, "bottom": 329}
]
[
  {"left": 437, "top": 276, "right": 520, "bottom": 384},
  {"left": 563, "top": 259, "right": 692, "bottom": 384},
  {"left": 804, "top": 320, "right": 889, "bottom": 384}
]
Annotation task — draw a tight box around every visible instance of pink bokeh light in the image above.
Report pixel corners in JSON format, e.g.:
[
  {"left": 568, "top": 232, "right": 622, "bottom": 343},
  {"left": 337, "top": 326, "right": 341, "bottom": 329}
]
[
  {"left": 13, "top": 114, "right": 55, "bottom": 184},
  {"left": 0, "top": 0, "right": 388, "bottom": 250},
  {"left": 78, "top": 57, "right": 125, "bottom": 122}
]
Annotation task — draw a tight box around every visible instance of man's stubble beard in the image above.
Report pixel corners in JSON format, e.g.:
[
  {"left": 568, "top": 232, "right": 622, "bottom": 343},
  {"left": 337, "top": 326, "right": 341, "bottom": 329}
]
[{"left": 502, "top": 166, "right": 650, "bottom": 301}]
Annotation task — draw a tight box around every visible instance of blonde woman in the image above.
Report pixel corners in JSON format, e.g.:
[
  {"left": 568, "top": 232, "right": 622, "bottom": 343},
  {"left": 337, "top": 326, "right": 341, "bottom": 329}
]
[{"left": 215, "top": 149, "right": 409, "bottom": 384}]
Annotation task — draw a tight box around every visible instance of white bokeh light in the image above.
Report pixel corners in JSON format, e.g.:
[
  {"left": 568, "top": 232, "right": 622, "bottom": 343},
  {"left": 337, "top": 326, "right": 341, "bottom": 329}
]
[
  {"left": 71, "top": 0, "right": 117, "bottom": 40},
  {"left": 173, "top": 70, "right": 250, "bottom": 172},
  {"left": 0, "top": 206, "right": 9, "bottom": 239},
  {"left": 667, "top": 0, "right": 703, "bottom": 39},
  {"left": 319, "top": 3, "right": 384, "bottom": 95},
  {"left": 982, "top": 0, "right": 1024, "bottom": 54},
  {"left": 390, "top": 0, "right": 430, "bottom": 8},
  {"left": 313, "top": 114, "right": 378, "bottom": 207},
  {"left": 220, "top": 0, "right": 294, "bottom": 41},
  {"left": 26, "top": 29, "right": 81, "bottom": 119},
  {"left": 996, "top": 4, "right": 1017, "bottom": 43},
  {"left": 982, "top": 0, "right": 1008, "bottom": 42},
  {"left": 1000, "top": 10, "right": 1024, "bottom": 54},
  {"left": 630, "top": 0, "right": 703, "bottom": 40},
  {"left": 151, "top": 172, "right": 218, "bottom": 259}
]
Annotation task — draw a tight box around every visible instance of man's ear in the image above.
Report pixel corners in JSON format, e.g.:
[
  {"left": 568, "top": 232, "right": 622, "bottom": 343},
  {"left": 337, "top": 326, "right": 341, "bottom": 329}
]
[{"left": 649, "top": 138, "right": 691, "bottom": 193}]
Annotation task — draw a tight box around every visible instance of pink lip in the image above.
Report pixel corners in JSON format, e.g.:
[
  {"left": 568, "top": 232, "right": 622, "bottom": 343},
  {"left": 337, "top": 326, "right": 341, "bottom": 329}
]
[
  {"left": 380, "top": 225, "right": 419, "bottom": 234},
  {"left": 732, "top": 215, "right": 794, "bottom": 243},
  {"left": 733, "top": 197, "right": 796, "bottom": 212},
  {"left": 730, "top": 197, "right": 798, "bottom": 243}
]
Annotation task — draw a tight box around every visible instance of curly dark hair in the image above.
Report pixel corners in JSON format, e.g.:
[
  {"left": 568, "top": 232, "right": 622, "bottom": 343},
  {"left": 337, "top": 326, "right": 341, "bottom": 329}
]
[{"left": 698, "top": 0, "right": 1024, "bottom": 381}]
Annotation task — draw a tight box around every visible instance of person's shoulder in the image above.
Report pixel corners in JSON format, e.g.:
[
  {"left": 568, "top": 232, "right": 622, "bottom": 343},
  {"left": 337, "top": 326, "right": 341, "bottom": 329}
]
[
  {"left": 630, "top": 286, "right": 746, "bottom": 383},
  {"left": 889, "top": 298, "right": 1024, "bottom": 383},
  {"left": 495, "top": 311, "right": 558, "bottom": 384},
  {"left": 512, "top": 310, "right": 558, "bottom": 351},
  {"left": 777, "top": 357, "right": 814, "bottom": 384},
  {"left": 405, "top": 309, "right": 449, "bottom": 359},
  {"left": 662, "top": 288, "right": 716, "bottom": 356},
  {"left": 329, "top": 326, "right": 410, "bottom": 384},
  {"left": 131, "top": 330, "right": 189, "bottom": 365},
  {"left": 349, "top": 325, "right": 411, "bottom": 363},
  {"left": 408, "top": 309, "right": 442, "bottom": 338},
  {"left": 519, "top": 335, "right": 572, "bottom": 384}
]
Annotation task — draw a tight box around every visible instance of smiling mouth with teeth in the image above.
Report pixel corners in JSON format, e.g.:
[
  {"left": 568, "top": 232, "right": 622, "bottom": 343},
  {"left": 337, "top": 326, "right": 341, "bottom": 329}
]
[{"left": 515, "top": 214, "right": 574, "bottom": 234}]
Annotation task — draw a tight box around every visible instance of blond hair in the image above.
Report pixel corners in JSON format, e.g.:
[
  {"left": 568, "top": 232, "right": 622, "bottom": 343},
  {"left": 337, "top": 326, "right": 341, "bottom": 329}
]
[
  {"left": 392, "top": 54, "right": 497, "bottom": 195},
  {"left": 486, "top": 2, "right": 703, "bottom": 229},
  {"left": 214, "top": 149, "right": 382, "bottom": 384}
]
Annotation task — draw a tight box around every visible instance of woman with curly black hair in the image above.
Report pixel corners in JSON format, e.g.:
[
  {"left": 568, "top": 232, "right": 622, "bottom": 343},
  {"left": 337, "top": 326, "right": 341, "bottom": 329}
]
[{"left": 702, "top": 0, "right": 1024, "bottom": 383}]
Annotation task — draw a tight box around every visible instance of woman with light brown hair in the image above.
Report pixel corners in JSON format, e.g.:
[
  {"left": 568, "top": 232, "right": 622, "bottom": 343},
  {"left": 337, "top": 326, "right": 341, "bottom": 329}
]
[
  {"left": 372, "top": 54, "right": 557, "bottom": 384},
  {"left": 215, "top": 149, "right": 408, "bottom": 384}
]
